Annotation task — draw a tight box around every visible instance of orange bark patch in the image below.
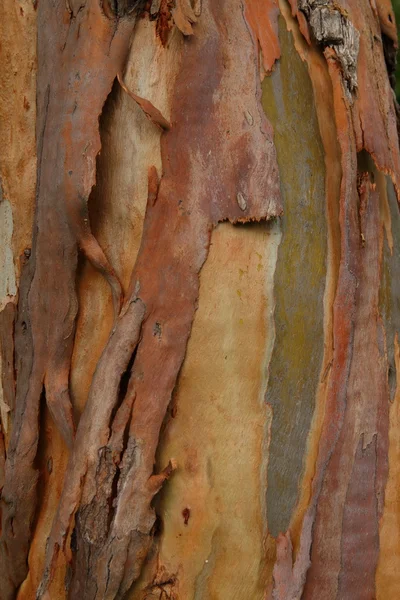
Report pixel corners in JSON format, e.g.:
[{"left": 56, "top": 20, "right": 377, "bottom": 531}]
[{"left": 244, "top": 0, "right": 281, "bottom": 74}]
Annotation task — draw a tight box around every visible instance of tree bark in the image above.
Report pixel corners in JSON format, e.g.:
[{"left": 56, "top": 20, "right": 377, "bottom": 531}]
[{"left": 1, "top": 0, "right": 400, "bottom": 598}]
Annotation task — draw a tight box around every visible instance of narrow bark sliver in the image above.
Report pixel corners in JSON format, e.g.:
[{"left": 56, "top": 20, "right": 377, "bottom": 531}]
[{"left": 37, "top": 1, "right": 281, "bottom": 599}]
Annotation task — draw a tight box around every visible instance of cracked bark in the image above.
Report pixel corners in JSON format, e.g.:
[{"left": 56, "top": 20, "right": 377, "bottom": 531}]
[{"left": 1, "top": 0, "right": 400, "bottom": 599}]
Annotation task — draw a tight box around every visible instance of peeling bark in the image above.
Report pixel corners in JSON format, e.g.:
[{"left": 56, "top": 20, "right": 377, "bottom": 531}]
[
  {"left": 270, "top": 1, "right": 400, "bottom": 598},
  {"left": 0, "top": 1, "right": 281, "bottom": 598},
  {"left": 1, "top": 0, "right": 400, "bottom": 598},
  {"left": 1, "top": 1, "right": 145, "bottom": 596},
  {"left": 243, "top": 0, "right": 281, "bottom": 75}
]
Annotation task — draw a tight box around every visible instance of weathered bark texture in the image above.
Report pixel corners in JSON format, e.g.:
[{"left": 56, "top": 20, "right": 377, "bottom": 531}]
[{"left": 1, "top": 0, "right": 400, "bottom": 598}]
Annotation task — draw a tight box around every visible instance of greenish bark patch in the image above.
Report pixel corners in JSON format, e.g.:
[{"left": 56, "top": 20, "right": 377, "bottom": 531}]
[
  {"left": 262, "top": 21, "right": 327, "bottom": 537},
  {"left": 379, "top": 180, "right": 400, "bottom": 401}
]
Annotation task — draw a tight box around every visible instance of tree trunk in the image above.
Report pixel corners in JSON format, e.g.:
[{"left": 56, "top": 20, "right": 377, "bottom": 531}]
[{"left": 1, "top": 0, "right": 400, "bottom": 598}]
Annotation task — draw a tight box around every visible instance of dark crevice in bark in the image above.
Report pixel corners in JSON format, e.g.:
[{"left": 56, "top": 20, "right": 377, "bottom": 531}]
[
  {"left": 110, "top": 347, "right": 137, "bottom": 431},
  {"left": 381, "top": 32, "right": 400, "bottom": 145},
  {"left": 105, "top": 347, "right": 138, "bottom": 533},
  {"left": 30, "top": 386, "right": 48, "bottom": 536},
  {"left": 105, "top": 0, "right": 147, "bottom": 18},
  {"left": 382, "top": 32, "right": 398, "bottom": 91}
]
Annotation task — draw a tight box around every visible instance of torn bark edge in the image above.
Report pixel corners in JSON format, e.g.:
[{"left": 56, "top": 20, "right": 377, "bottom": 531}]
[
  {"left": 242, "top": 0, "right": 281, "bottom": 77},
  {"left": 117, "top": 73, "right": 171, "bottom": 130},
  {"left": 270, "top": 529, "right": 311, "bottom": 600},
  {"left": 217, "top": 212, "right": 283, "bottom": 227},
  {"left": 147, "top": 458, "right": 177, "bottom": 494},
  {"left": 172, "top": 0, "right": 198, "bottom": 36}
]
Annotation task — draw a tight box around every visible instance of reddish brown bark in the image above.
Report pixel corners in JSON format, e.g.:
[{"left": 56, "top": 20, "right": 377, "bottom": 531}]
[{"left": 0, "top": 1, "right": 144, "bottom": 596}]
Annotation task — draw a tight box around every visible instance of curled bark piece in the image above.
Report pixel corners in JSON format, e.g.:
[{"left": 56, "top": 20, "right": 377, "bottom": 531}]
[
  {"left": 117, "top": 73, "right": 171, "bottom": 130},
  {"left": 147, "top": 458, "right": 177, "bottom": 494},
  {"left": 172, "top": 0, "right": 197, "bottom": 35},
  {"left": 65, "top": 193, "right": 124, "bottom": 316}
]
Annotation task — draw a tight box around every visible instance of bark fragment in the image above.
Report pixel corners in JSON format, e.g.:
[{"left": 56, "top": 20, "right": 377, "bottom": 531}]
[
  {"left": 172, "top": 0, "right": 198, "bottom": 35},
  {"left": 118, "top": 75, "right": 171, "bottom": 130},
  {"left": 244, "top": 0, "right": 281, "bottom": 74},
  {"left": 299, "top": 0, "right": 360, "bottom": 92}
]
